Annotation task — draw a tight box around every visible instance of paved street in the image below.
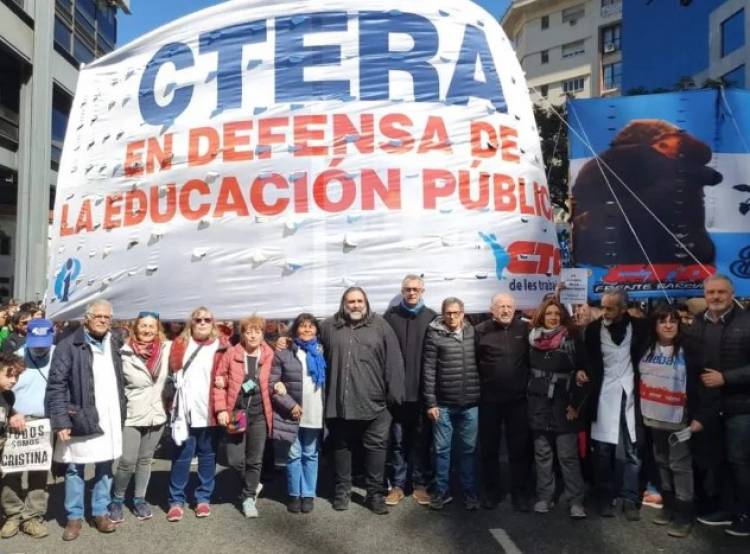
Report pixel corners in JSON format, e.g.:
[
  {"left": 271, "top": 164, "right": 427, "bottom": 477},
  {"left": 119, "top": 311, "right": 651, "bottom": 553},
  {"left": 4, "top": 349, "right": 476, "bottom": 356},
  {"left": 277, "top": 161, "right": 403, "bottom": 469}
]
[{"left": 1, "top": 457, "right": 747, "bottom": 554}]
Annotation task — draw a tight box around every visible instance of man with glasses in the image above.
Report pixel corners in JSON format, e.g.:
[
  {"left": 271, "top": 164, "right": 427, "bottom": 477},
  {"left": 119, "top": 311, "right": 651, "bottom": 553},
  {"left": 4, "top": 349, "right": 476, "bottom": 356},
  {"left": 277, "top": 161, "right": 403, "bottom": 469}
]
[
  {"left": 46, "top": 299, "right": 125, "bottom": 541},
  {"left": 423, "top": 297, "right": 481, "bottom": 510},
  {"left": 320, "top": 287, "right": 405, "bottom": 515},
  {"left": 2, "top": 309, "right": 34, "bottom": 354},
  {"left": 383, "top": 274, "right": 437, "bottom": 506}
]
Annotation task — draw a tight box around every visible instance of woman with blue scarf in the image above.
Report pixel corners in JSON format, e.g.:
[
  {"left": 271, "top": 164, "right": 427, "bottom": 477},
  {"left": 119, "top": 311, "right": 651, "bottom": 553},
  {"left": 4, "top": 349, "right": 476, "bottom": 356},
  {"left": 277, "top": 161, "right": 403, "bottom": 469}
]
[{"left": 270, "top": 313, "right": 326, "bottom": 514}]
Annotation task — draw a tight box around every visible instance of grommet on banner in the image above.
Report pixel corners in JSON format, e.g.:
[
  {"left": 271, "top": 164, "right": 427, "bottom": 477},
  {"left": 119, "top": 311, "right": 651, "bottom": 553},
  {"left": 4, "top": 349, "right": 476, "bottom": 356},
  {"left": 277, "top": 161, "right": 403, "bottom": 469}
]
[
  {"left": 475, "top": 273, "right": 488, "bottom": 279},
  {"left": 343, "top": 233, "right": 359, "bottom": 248},
  {"left": 255, "top": 215, "right": 269, "bottom": 223},
  {"left": 198, "top": 217, "right": 211, "bottom": 230},
  {"left": 88, "top": 250, "right": 97, "bottom": 257},
  {"left": 443, "top": 274, "right": 456, "bottom": 280},
  {"left": 346, "top": 214, "right": 361, "bottom": 224},
  {"left": 192, "top": 248, "right": 208, "bottom": 261},
  {"left": 438, "top": 9, "right": 450, "bottom": 16},
  {"left": 146, "top": 264, "right": 158, "bottom": 275},
  {"left": 441, "top": 235, "right": 457, "bottom": 247},
  {"left": 253, "top": 106, "right": 267, "bottom": 115},
  {"left": 108, "top": 101, "right": 116, "bottom": 111},
  {"left": 150, "top": 225, "right": 166, "bottom": 239},
  {"left": 122, "top": 96, "right": 131, "bottom": 107},
  {"left": 116, "top": 131, "right": 125, "bottom": 140},
  {"left": 250, "top": 250, "right": 268, "bottom": 265},
  {"left": 205, "top": 171, "right": 219, "bottom": 184},
  {"left": 247, "top": 59, "right": 262, "bottom": 70},
  {"left": 127, "top": 270, "right": 138, "bottom": 277},
  {"left": 127, "top": 237, "right": 139, "bottom": 249},
  {"left": 102, "top": 245, "right": 112, "bottom": 257},
  {"left": 65, "top": 193, "right": 75, "bottom": 200},
  {"left": 87, "top": 278, "right": 96, "bottom": 286},
  {"left": 439, "top": 206, "right": 453, "bottom": 214}
]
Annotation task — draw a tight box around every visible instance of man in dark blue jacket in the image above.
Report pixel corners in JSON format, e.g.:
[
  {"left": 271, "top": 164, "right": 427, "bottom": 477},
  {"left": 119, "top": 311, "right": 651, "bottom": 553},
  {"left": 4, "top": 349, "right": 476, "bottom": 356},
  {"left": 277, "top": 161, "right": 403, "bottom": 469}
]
[
  {"left": 45, "top": 299, "right": 125, "bottom": 541},
  {"left": 383, "top": 274, "right": 437, "bottom": 506}
]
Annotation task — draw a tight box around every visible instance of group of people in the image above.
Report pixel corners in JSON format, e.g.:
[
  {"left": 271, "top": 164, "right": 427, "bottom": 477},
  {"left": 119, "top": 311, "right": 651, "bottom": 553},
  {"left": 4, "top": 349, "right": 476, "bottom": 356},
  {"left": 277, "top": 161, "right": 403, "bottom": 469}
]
[{"left": 0, "top": 273, "right": 747, "bottom": 544}]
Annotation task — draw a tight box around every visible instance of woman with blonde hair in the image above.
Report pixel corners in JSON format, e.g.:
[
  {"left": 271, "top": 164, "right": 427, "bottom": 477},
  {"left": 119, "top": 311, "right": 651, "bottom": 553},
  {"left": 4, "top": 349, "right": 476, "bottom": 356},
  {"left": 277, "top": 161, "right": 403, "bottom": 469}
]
[
  {"left": 166, "top": 307, "right": 229, "bottom": 522},
  {"left": 109, "top": 311, "right": 171, "bottom": 523}
]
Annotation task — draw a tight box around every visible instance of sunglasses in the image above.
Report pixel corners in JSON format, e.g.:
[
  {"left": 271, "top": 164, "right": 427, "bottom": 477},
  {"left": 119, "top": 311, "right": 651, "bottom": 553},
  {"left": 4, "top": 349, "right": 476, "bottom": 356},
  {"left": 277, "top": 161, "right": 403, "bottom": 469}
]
[
  {"left": 138, "top": 311, "right": 160, "bottom": 320},
  {"left": 193, "top": 317, "right": 213, "bottom": 324}
]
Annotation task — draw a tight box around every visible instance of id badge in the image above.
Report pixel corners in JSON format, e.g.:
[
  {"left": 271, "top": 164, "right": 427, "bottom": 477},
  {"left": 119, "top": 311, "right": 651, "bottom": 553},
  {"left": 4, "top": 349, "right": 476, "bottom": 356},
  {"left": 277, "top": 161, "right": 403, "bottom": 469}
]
[{"left": 242, "top": 379, "right": 257, "bottom": 394}]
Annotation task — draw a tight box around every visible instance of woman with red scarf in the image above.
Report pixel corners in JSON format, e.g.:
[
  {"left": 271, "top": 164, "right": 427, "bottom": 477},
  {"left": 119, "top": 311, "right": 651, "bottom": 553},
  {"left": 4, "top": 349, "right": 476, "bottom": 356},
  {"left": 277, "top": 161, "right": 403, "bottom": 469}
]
[
  {"left": 527, "top": 297, "right": 590, "bottom": 519},
  {"left": 109, "top": 311, "right": 171, "bottom": 523}
]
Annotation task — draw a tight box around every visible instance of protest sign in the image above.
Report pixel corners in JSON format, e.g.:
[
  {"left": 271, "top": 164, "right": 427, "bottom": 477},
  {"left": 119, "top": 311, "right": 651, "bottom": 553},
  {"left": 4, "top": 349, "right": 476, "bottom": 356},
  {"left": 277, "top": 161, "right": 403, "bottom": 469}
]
[
  {"left": 47, "top": 0, "right": 558, "bottom": 318},
  {"left": 559, "top": 268, "right": 588, "bottom": 305},
  {"left": 0, "top": 419, "right": 53, "bottom": 474}
]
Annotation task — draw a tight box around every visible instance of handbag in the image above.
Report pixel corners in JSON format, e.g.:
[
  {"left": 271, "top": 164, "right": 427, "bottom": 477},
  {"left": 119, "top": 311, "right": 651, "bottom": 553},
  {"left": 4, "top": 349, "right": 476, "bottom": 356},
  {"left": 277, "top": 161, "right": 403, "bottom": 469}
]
[
  {"left": 226, "top": 409, "right": 247, "bottom": 435},
  {"left": 162, "top": 344, "right": 204, "bottom": 408}
]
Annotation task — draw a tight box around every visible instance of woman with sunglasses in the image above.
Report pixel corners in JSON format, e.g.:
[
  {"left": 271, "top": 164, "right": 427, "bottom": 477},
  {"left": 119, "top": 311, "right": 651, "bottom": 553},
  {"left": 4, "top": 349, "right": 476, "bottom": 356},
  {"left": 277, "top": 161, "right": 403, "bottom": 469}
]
[
  {"left": 637, "top": 304, "right": 718, "bottom": 538},
  {"left": 165, "top": 307, "right": 229, "bottom": 522},
  {"left": 109, "top": 311, "right": 171, "bottom": 523}
]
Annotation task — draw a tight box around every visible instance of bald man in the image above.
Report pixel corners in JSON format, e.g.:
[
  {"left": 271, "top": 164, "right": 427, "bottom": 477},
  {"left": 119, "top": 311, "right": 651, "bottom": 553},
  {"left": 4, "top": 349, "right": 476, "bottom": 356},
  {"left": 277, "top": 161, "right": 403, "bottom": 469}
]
[{"left": 474, "top": 293, "right": 532, "bottom": 511}]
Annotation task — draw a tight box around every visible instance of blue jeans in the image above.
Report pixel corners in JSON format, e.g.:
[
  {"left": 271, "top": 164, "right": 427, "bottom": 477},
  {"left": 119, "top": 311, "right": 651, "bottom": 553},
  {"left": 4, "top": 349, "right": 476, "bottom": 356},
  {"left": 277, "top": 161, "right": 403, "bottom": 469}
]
[
  {"left": 287, "top": 427, "right": 321, "bottom": 498},
  {"left": 593, "top": 394, "right": 641, "bottom": 504},
  {"left": 168, "top": 427, "right": 219, "bottom": 506},
  {"left": 388, "top": 402, "right": 432, "bottom": 490},
  {"left": 433, "top": 405, "right": 478, "bottom": 497},
  {"left": 65, "top": 462, "right": 113, "bottom": 519},
  {"left": 725, "top": 414, "right": 750, "bottom": 514}
]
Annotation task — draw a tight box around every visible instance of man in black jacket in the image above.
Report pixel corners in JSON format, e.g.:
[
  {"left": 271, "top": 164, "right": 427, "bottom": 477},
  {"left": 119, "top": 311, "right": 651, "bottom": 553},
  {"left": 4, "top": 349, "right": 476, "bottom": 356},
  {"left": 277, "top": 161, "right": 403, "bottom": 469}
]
[
  {"left": 423, "top": 297, "right": 481, "bottom": 511},
  {"left": 474, "top": 293, "right": 532, "bottom": 511},
  {"left": 45, "top": 299, "right": 126, "bottom": 541},
  {"left": 580, "top": 288, "right": 649, "bottom": 522},
  {"left": 691, "top": 275, "right": 750, "bottom": 537},
  {"left": 383, "top": 274, "right": 437, "bottom": 506},
  {"left": 320, "top": 287, "right": 405, "bottom": 515}
]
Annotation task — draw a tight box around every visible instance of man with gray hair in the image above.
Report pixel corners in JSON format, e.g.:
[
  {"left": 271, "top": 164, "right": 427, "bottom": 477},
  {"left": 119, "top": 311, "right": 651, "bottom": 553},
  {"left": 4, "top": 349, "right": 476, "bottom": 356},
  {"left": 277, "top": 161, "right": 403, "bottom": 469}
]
[
  {"left": 689, "top": 274, "right": 750, "bottom": 537},
  {"left": 46, "top": 299, "right": 125, "bottom": 541},
  {"left": 383, "top": 274, "right": 437, "bottom": 506},
  {"left": 579, "top": 288, "right": 648, "bottom": 521}
]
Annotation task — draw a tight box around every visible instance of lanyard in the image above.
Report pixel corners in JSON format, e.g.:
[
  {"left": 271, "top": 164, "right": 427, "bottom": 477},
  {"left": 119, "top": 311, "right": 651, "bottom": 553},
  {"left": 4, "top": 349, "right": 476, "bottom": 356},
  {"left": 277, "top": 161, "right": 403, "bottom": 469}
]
[{"left": 27, "top": 353, "right": 48, "bottom": 383}]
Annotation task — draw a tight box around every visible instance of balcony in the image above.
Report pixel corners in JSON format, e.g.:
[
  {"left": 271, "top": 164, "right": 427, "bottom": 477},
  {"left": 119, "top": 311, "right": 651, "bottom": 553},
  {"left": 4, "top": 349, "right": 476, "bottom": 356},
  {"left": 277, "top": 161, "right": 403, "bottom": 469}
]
[{"left": 601, "top": 0, "right": 622, "bottom": 19}]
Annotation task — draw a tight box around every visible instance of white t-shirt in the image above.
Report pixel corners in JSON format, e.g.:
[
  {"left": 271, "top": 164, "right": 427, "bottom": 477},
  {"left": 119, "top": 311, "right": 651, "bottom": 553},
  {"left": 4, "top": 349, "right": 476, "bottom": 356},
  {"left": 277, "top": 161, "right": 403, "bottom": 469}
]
[
  {"left": 183, "top": 339, "right": 219, "bottom": 428},
  {"left": 297, "top": 349, "right": 323, "bottom": 429}
]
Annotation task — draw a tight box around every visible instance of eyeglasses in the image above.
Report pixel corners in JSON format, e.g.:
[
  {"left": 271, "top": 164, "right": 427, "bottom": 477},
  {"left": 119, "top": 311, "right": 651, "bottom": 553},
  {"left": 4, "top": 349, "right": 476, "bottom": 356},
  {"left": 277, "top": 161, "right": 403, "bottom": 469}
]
[
  {"left": 402, "top": 288, "right": 422, "bottom": 293},
  {"left": 444, "top": 311, "right": 463, "bottom": 317},
  {"left": 138, "top": 311, "right": 160, "bottom": 320},
  {"left": 89, "top": 314, "right": 112, "bottom": 321},
  {"left": 193, "top": 317, "right": 213, "bottom": 324}
]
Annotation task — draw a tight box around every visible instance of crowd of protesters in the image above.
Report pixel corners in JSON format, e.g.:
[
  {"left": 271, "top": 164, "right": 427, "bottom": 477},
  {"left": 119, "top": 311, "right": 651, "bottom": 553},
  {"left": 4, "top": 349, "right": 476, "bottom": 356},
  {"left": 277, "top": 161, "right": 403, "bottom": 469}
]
[{"left": 0, "top": 273, "right": 747, "bottom": 543}]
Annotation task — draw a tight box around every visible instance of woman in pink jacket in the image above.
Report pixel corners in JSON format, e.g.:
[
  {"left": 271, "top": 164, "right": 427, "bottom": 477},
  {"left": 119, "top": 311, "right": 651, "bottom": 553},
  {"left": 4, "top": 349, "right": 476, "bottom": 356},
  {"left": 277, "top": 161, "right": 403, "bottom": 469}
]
[{"left": 213, "top": 315, "right": 275, "bottom": 518}]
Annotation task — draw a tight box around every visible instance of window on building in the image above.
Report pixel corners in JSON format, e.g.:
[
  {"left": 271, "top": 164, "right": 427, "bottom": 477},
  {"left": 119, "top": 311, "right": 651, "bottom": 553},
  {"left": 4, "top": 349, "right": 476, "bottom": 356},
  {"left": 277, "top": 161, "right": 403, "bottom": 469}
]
[
  {"left": 562, "top": 40, "right": 585, "bottom": 58},
  {"left": 541, "top": 50, "right": 549, "bottom": 64},
  {"left": 540, "top": 84, "right": 549, "bottom": 98},
  {"left": 0, "top": 50, "right": 22, "bottom": 151},
  {"left": 721, "top": 9, "right": 745, "bottom": 57},
  {"left": 563, "top": 77, "right": 585, "bottom": 94},
  {"left": 562, "top": 4, "right": 585, "bottom": 25},
  {"left": 541, "top": 15, "right": 549, "bottom": 30},
  {"left": 603, "top": 62, "right": 622, "bottom": 90},
  {"left": 51, "top": 88, "right": 73, "bottom": 171},
  {"left": 54, "top": 0, "right": 119, "bottom": 64},
  {"left": 601, "top": 24, "right": 621, "bottom": 53},
  {"left": 723, "top": 64, "right": 746, "bottom": 88}
]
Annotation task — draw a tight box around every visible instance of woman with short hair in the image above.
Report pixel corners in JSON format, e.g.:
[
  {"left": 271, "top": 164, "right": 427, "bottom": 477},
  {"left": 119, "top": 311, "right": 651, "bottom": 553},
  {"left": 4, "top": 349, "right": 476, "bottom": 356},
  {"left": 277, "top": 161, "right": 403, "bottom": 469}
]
[
  {"left": 270, "top": 313, "right": 326, "bottom": 514},
  {"left": 213, "top": 315, "right": 275, "bottom": 518}
]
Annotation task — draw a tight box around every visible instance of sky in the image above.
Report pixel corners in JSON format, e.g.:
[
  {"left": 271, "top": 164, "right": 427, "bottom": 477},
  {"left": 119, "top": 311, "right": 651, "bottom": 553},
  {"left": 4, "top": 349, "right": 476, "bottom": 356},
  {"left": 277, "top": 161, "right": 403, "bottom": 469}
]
[{"left": 117, "top": 0, "right": 511, "bottom": 45}]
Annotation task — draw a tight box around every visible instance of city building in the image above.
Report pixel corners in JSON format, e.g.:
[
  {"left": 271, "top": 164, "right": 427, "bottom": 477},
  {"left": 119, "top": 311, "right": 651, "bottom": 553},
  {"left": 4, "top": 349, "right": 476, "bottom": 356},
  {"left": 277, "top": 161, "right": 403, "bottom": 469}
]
[
  {"left": 501, "top": 0, "right": 623, "bottom": 103},
  {"left": 0, "top": 0, "right": 130, "bottom": 303}
]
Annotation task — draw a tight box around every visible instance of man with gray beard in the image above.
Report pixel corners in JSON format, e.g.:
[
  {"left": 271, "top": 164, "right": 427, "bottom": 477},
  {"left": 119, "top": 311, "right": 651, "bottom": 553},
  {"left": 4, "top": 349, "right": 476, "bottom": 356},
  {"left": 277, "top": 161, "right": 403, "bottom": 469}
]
[{"left": 320, "top": 287, "right": 405, "bottom": 515}]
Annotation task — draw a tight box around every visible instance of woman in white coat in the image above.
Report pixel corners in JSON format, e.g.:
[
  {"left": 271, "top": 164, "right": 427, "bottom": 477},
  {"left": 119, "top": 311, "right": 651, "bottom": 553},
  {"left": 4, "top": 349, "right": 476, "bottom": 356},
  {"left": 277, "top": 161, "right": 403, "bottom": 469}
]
[{"left": 109, "top": 311, "right": 171, "bottom": 523}]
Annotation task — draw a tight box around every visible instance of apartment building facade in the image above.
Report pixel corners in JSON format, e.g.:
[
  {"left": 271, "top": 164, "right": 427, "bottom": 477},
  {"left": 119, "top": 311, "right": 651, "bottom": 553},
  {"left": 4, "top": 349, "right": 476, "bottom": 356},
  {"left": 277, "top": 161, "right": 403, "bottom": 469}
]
[
  {"left": 0, "top": 0, "right": 130, "bottom": 302},
  {"left": 501, "top": 0, "right": 623, "bottom": 103}
]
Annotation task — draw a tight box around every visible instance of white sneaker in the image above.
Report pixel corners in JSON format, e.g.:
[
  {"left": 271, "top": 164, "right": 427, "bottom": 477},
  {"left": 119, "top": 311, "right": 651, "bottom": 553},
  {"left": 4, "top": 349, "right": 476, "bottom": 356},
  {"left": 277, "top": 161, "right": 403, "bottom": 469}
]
[
  {"left": 242, "top": 497, "right": 259, "bottom": 518},
  {"left": 534, "top": 500, "right": 553, "bottom": 513},
  {"left": 256, "top": 483, "right": 264, "bottom": 498}
]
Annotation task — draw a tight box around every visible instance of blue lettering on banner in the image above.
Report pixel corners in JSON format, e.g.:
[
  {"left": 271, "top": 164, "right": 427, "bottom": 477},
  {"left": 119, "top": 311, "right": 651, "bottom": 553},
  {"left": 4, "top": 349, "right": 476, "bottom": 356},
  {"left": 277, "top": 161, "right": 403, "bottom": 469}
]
[
  {"left": 358, "top": 11, "right": 439, "bottom": 102},
  {"left": 276, "top": 12, "right": 350, "bottom": 102},
  {"left": 200, "top": 19, "right": 268, "bottom": 113},
  {"left": 730, "top": 246, "right": 750, "bottom": 279},
  {"left": 139, "top": 43, "right": 195, "bottom": 126},
  {"left": 136, "top": 11, "right": 508, "bottom": 127}
]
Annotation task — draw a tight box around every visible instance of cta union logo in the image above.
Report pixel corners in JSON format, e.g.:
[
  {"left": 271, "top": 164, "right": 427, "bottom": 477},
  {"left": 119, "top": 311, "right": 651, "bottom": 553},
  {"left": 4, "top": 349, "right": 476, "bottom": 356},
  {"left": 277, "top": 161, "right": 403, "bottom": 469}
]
[
  {"left": 730, "top": 246, "right": 750, "bottom": 279},
  {"left": 54, "top": 258, "right": 81, "bottom": 302}
]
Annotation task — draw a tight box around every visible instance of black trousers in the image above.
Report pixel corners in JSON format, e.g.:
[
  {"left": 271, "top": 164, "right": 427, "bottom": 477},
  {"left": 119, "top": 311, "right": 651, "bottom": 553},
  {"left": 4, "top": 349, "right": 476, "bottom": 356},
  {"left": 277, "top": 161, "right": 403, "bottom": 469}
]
[
  {"left": 479, "top": 399, "right": 532, "bottom": 499},
  {"left": 328, "top": 409, "right": 392, "bottom": 499},
  {"left": 226, "top": 414, "right": 267, "bottom": 501}
]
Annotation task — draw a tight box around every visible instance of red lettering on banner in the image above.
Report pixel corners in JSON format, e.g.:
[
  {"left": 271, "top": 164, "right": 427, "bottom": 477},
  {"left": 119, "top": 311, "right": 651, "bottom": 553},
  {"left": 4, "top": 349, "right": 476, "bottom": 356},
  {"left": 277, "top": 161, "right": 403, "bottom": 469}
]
[
  {"left": 493, "top": 174, "right": 517, "bottom": 212},
  {"left": 103, "top": 195, "right": 122, "bottom": 229},
  {"left": 508, "top": 241, "right": 561, "bottom": 275},
  {"left": 223, "top": 121, "right": 254, "bottom": 162},
  {"left": 294, "top": 115, "right": 328, "bottom": 157},
  {"left": 179, "top": 179, "right": 211, "bottom": 220},
  {"left": 75, "top": 200, "right": 94, "bottom": 234},
  {"left": 145, "top": 134, "right": 173, "bottom": 174},
  {"left": 423, "top": 169, "right": 455, "bottom": 209},
  {"left": 150, "top": 184, "right": 177, "bottom": 224},
  {"left": 214, "top": 176, "right": 249, "bottom": 218},
  {"left": 313, "top": 170, "right": 356, "bottom": 212},
  {"left": 470, "top": 121, "right": 496, "bottom": 158},
  {"left": 258, "top": 117, "right": 288, "bottom": 159},
  {"left": 188, "top": 127, "right": 219, "bottom": 166},
  {"left": 332, "top": 114, "right": 374, "bottom": 156},
  {"left": 361, "top": 169, "right": 401, "bottom": 210},
  {"left": 251, "top": 175, "right": 289, "bottom": 216},
  {"left": 458, "top": 170, "right": 489, "bottom": 210},
  {"left": 379, "top": 113, "right": 414, "bottom": 154},
  {"left": 500, "top": 126, "right": 520, "bottom": 163},
  {"left": 124, "top": 190, "right": 147, "bottom": 226},
  {"left": 124, "top": 140, "right": 145, "bottom": 177},
  {"left": 59, "top": 204, "right": 75, "bottom": 237},
  {"left": 418, "top": 116, "right": 452, "bottom": 154}
]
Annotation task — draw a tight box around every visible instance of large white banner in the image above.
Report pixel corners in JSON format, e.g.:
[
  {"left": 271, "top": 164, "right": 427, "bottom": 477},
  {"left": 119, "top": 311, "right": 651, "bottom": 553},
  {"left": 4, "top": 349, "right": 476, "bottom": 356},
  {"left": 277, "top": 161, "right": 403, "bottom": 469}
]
[{"left": 46, "top": 0, "right": 559, "bottom": 319}]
